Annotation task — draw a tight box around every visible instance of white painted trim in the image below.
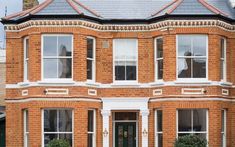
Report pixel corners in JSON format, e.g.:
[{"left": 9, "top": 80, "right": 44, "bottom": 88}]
[
  {"left": 155, "top": 110, "right": 163, "bottom": 147},
  {"left": 24, "top": 37, "right": 29, "bottom": 82},
  {"left": 150, "top": 97, "right": 235, "bottom": 102},
  {"left": 45, "top": 88, "right": 69, "bottom": 95},
  {"left": 88, "top": 109, "right": 96, "bottom": 147},
  {"left": 23, "top": 110, "right": 29, "bottom": 147},
  {"left": 176, "top": 35, "right": 208, "bottom": 81},
  {"left": 113, "top": 39, "right": 138, "bottom": 83},
  {"left": 5, "top": 98, "right": 101, "bottom": 103},
  {"left": 222, "top": 109, "right": 227, "bottom": 147},
  {"left": 220, "top": 38, "right": 227, "bottom": 82},
  {"left": 154, "top": 37, "right": 163, "bottom": 81},
  {"left": 41, "top": 34, "right": 74, "bottom": 81}
]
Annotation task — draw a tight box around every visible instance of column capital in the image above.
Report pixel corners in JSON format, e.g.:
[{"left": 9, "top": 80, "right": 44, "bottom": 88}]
[
  {"left": 140, "top": 109, "right": 150, "bottom": 116},
  {"left": 101, "top": 110, "right": 111, "bottom": 117}
]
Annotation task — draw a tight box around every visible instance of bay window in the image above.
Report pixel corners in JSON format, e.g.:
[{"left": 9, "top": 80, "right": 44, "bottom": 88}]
[
  {"left": 88, "top": 110, "right": 96, "bottom": 147},
  {"left": 87, "top": 37, "right": 96, "bottom": 81},
  {"left": 155, "top": 37, "right": 163, "bottom": 81},
  {"left": 24, "top": 37, "right": 29, "bottom": 81},
  {"left": 42, "top": 35, "right": 73, "bottom": 80},
  {"left": 43, "top": 109, "right": 73, "bottom": 146},
  {"left": 155, "top": 110, "right": 163, "bottom": 147},
  {"left": 177, "top": 35, "right": 207, "bottom": 79},
  {"left": 220, "top": 38, "right": 226, "bottom": 81},
  {"left": 114, "top": 39, "right": 138, "bottom": 82},
  {"left": 177, "top": 109, "right": 208, "bottom": 140}
]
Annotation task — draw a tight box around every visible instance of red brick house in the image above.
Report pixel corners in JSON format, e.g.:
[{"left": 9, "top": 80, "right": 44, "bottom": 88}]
[{"left": 1, "top": 0, "right": 235, "bottom": 146}]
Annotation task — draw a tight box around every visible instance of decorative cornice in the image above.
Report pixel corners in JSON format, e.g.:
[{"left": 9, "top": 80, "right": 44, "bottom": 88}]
[{"left": 4, "top": 19, "right": 235, "bottom": 32}]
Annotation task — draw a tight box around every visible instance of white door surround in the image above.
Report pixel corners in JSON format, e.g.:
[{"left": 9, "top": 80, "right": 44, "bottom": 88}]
[{"left": 101, "top": 98, "right": 149, "bottom": 147}]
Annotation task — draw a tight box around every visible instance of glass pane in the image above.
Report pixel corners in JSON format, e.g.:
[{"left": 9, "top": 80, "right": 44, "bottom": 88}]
[
  {"left": 193, "top": 58, "right": 206, "bottom": 78},
  {"left": 58, "top": 58, "right": 72, "bottom": 78},
  {"left": 115, "top": 112, "right": 137, "bottom": 120},
  {"left": 118, "top": 125, "right": 124, "bottom": 146},
  {"left": 25, "top": 39, "right": 29, "bottom": 58},
  {"left": 221, "top": 110, "right": 225, "bottom": 132},
  {"left": 87, "top": 60, "right": 93, "bottom": 80},
  {"left": 178, "top": 133, "right": 190, "bottom": 137},
  {"left": 88, "top": 133, "right": 93, "bottom": 147},
  {"left": 44, "top": 110, "right": 57, "bottom": 132},
  {"left": 128, "top": 125, "right": 134, "bottom": 147},
  {"left": 25, "top": 110, "right": 29, "bottom": 132},
  {"left": 59, "top": 134, "right": 72, "bottom": 146},
  {"left": 44, "top": 59, "right": 57, "bottom": 78},
  {"left": 178, "top": 110, "right": 192, "bottom": 132},
  {"left": 115, "top": 61, "right": 125, "bottom": 80},
  {"left": 157, "top": 110, "right": 163, "bottom": 132},
  {"left": 88, "top": 110, "right": 94, "bottom": 132},
  {"left": 43, "top": 36, "right": 57, "bottom": 56},
  {"left": 195, "top": 133, "right": 207, "bottom": 140},
  {"left": 26, "top": 134, "right": 29, "bottom": 147},
  {"left": 178, "top": 36, "right": 192, "bottom": 56},
  {"left": 114, "top": 39, "right": 137, "bottom": 60},
  {"left": 193, "top": 109, "right": 207, "bottom": 131},
  {"left": 156, "top": 38, "right": 163, "bottom": 58},
  {"left": 58, "top": 36, "right": 72, "bottom": 57},
  {"left": 192, "top": 36, "right": 207, "bottom": 56},
  {"left": 157, "top": 60, "right": 163, "bottom": 80},
  {"left": 87, "top": 38, "right": 94, "bottom": 58},
  {"left": 221, "top": 60, "right": 224, "bottom": 80},
  {"left": 59, "top": 110, "right": 72, "bottom": 132},
  {"left": 44, "top": 134, "right": 58, "bottom": 146},
  {"left": 178, "top": 58, "right": 192, "bottom": 78},
  {"left": 126, "top": 65, "right": 136, "bottom": 80},
  {"left": 221, "top": 39, "right": 225, "bottom": 58},
  {"left": 158, "top": 134, "right": 163, "bottom": 147}
]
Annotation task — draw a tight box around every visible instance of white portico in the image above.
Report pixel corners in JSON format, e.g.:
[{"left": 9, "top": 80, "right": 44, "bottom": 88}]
[{"left": 101, "top": 98, "right": 149, "bottom": 147}]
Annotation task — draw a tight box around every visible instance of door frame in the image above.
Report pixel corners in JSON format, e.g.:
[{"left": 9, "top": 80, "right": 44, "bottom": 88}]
[{"left": 112, "top": 115, "right": 138, "bottom": 147}]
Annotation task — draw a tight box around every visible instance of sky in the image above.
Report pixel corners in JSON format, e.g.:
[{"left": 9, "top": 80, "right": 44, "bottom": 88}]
[{"left": 0, "top": 0, "right": 44, "bottom": 48}]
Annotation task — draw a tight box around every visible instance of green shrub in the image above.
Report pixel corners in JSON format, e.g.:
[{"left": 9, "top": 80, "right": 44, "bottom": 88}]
[
  {"left": 174, "top": 135, "right": 207, "bottom": 147},
  {"left": 47, "top": 139, "right": 70, "bottom": 147}
]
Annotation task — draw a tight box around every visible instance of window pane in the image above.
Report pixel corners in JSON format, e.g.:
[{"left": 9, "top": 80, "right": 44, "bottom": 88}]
[
  {"left": 59, "top": 134, "right": 72, "bottom": 146},
  {"left": 221, "top": 110, "right": 225, "bottom": 132},
  {"left": 193, "top": 58, "right": 206, "bottom": 78},
  {"left": 87, "top": 38, "right": 94, "bottom": 59},
  {"left": 157, "top": 110, "right": 163, "bottom": 132},
  {"left": 178, "top": 58, "right": 192, "bottom": 78},
  {"left": 44, "top": 110, "right": 57, "bottom": 132},
  {"left": 156, "top": 38, "right": 163, "bottom": 58},
  {"left": 25, "top": 110, "right": 29, "bottom": 132},
  {"left": 88, "top": 110, "right": 94, "bottom": 132},
  {"left": 178, "top": 133, "right": 190, "bottom": 137},
  {"left": 44, "top": 59, "right": 57, "bottom": 78},
  {"left": 43, "top": 36, "right": 57, "bottom": 56},
  {"left": 193, "top": 109, "right": 207, "bottom": 131},
  {"left": 126, "top": 62, "right": 136, "bottom": 80},
  {"left": 157, "top": 60, "right": 163, "bottom": 80},
  {"left": 221, "top": 39, "right": 225, "bottom": 58},
  {"left": 192, "top": 36, "right": 207, "bottom": 56},
  {"left": 88, "top": 134, "right": 93, "bottom": 147},
  {"left": 58, "top": 58, "right": 72, "bottom": 78},
  {"left": 221, "top": 60, "right": 224, "bottom": 80},
  {"left": 115, "top": 112, "right": 137, "bottom": 121},
  {"left": 115, "top": 61, "right": 125, "bottom": 80},
  {"left": 114, "top": 39, "right": 137, "bottom": 60},
  {"left": 158, "top": 134, "right": 163, "bottom": 147},
  {"left": 178, "top": 110, "right": 192, "bottom": 132},
  {"left": 44, "top": 134, "right": 58, "bottom": 146},
  {"left": 58, "top": 36, "right": 72, "bottom": 57},
  {"left": 87, "top": 60, "right": 93, "bottom": 80},
  {"left": 59, "top": 110, "right": 72, "bottom": 132},
  {"left": 195, "top": 133, "right": 207, "bottom": 140},
  {"left": 178, "top": 36, "right": 191, "bottom": 56},
  {"left": 25, "top": 39, "right": 29, "bottom": 58}
]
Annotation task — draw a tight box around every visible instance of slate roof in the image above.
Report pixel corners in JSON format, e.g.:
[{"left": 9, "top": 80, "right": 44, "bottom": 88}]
[{"left": 2, "top": 0, "right": 235, "bottom": 23}]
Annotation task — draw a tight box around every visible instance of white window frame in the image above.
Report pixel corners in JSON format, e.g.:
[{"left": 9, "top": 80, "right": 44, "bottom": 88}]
[
  {"left": 41, "top": 109, "right": 74, "bottom": 147},
  {"left": 87, "top": 37, "right": 96, "bottom": 82},
  {"left": 88, "top": 109, "right": 96, "bottom": 147},
  {"left": 23, "top": 109, "right": 29, "bottom": 147},
  {"left": 220, "top": 38, "right": 226, "bottom": 82},
  {"left": 24, "top": 37, "right": 29, "bottom": 82},
  {"left": 176, "top": 109, "right": 208, "bottom": 141},
  {"left": 155, "top": 110, "right": 163, "bottom": 147},
  {"left": 221, "top": 109, "right": 226, "bottom": 147},
  {"left": 41, "top": 34, "right": 74, "bottom": 82},
  {"left": 154, "top": 37, "right": 163, "bottom": 81},
  {"left": 176, "top": 35, "right": 208, "bottom": 82},
  {"left": 113, "top": 39, "right": 138, "bottom": 84}
]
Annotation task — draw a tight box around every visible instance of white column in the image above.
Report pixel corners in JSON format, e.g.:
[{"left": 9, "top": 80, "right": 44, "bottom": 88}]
[
  {"left": 101, "top": 110, "right": 111, "bottom": 147},
  {"left": 141, "top": 109, "right": 150, "bottom": 147}
]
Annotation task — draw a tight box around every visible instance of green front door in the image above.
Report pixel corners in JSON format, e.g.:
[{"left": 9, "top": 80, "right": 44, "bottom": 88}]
[
  {"left": 0, "top": 120, "right": 5, "bottom": 147},
  {"left": 115, "top": 122, "right": 136, "bottom": 147}
]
